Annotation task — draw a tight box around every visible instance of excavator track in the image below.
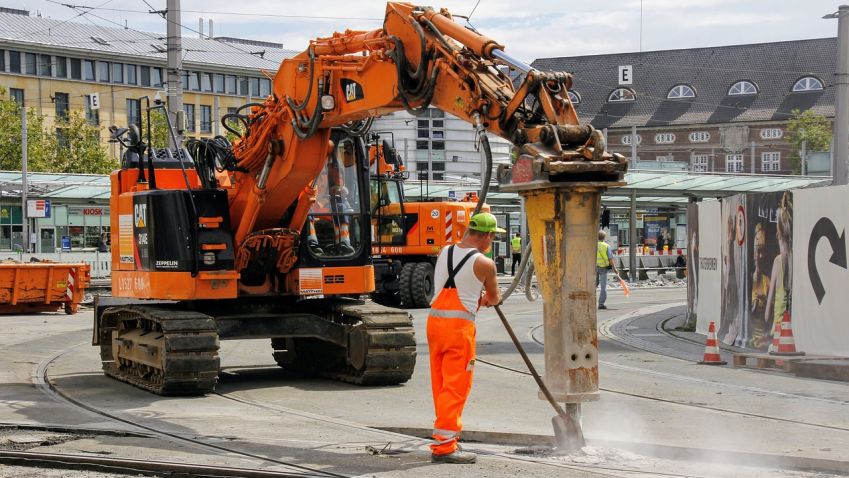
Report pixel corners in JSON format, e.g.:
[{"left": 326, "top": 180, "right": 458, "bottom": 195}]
[
  {"left": 99, "top": 307, "right": 220, "bottom": 396},
  {"left": 271, "top": 301, "right": 416, "bottom": 385}
]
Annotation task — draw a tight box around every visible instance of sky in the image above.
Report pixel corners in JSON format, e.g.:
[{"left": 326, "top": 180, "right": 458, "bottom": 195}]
[{"left": 6, "top": 0, "right": 846, "bottom": 61}]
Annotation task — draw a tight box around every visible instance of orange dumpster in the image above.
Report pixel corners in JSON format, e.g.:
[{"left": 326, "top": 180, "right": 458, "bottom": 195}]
[{"left": 0, "top": 262, "right": 91, "bottom": 314}]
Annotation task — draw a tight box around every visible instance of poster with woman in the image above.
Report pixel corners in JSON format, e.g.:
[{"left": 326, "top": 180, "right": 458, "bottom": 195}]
[
  {"left": 686, "top": 202, "right": 699, "bottom": 326},
  {"left": 764, "top": 192, "right": 793, "bottom": 351},
  {"left": 719, "top": 194, "right": 747, "bottom": 346},
  {"left": 744, "top": 191, "right": 791, "bottom": 350}
]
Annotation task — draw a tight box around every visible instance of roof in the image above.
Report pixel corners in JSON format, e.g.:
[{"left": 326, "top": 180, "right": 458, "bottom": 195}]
[
  {"left": 532, "top": 38, "right": 837, "bottom": 129},
  {"left": 0, "top": 12, "right": 297, "bottom": 71},
  {"left": 0, "top": 169, "right": 829, "bottom": 208},
  {"left": 0, "top": 171, "right": 110, "bottom": 200}
]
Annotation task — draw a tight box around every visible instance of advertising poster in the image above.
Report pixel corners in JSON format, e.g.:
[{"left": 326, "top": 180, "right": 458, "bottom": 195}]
[
  {"left": 686, "top": 202, "right": 699, "bottom": 324},
  {"left": 644, "top": 215, "right": 670, "bottom": 249},
  {"left": 743, "top": 192, "right": 791, "bottom": 350},
  {"left": 719, "top": 194, "right": 747, "bottom": 346},
  {"left": 696, "top": 201, "right": 721, "bottom": 335},
  {"left": 792, "top": 185, "right": 849, "bottom": 356}
]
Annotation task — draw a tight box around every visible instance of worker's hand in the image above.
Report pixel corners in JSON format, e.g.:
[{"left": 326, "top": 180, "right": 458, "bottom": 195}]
[{"left": 481, "top": 294, "right": 501, "bottom": 307}]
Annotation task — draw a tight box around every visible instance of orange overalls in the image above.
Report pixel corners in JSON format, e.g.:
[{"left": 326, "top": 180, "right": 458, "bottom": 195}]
[{"left": 428, "top": 245, "right": 481, "bottom": 456}]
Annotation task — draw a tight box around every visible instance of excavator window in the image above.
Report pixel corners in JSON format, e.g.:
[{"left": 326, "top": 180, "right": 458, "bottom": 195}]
[
  {"left": 305, "top": 138, "right": 364, "bottom": 258},
  {"left": 370, "top": 179, "right": 405, "bottom": 246}
]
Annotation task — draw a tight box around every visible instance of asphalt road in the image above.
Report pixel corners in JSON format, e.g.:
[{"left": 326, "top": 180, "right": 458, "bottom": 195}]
[{"left": 1, "top": 287, "right": 847, "bottom": 477}]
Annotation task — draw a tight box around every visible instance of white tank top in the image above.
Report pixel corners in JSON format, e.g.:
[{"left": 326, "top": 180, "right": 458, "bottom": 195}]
[{"left": 431, "top": 245, "right": 484, "bottom": 315}]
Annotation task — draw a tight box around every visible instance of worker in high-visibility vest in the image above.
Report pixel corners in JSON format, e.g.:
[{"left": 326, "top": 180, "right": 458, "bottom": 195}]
[
  {"left": 597, "top": 230, "right": 618, "bottom": 310},
  {"left": 427, "top": 212, "right": 503, "bottom": 464},
  {"left": 510, "top": 233, "right": 522, "bottom": 276}
]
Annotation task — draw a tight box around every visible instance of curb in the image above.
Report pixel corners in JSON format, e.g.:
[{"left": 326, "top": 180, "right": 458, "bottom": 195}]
[{"left": 376, "top": 426, "right": 849, "bottom": 475}]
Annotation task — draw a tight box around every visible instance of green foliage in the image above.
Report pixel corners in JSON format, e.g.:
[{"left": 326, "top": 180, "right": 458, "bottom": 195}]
[
  {"left": 0, "top": 87, "right": 116, "bottom": 174},
  {"left": 52, "top": 111, "right": 117, "bottom": 174},
  {"left": 786, "top": 109, "right": 832, "bottom": 173},
  {"left": 143, "top": 108, "right": 170, "bottom": 149},
  {"left": 0, "top": 87, "right": 57, "bottom": 171}
]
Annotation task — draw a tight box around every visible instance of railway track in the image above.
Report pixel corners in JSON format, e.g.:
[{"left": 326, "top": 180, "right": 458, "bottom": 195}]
[
  {"left": 32, "top": 343, "right": 346, "bottom": 478},
  {"left": 25, "top": 319, "right": 844, "bottom": 478},
  {"left": 28, "top": 340, "right": 732, "bottom": 478}
]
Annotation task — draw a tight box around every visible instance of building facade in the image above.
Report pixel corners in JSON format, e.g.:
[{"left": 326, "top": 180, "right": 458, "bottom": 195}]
[
  {"left": 0, "top": 9, "right": 295, "bottom": 159},
  {"left": 532, "top": 38, "right": 837, "bottom": 175},
  {"left": 371, "top": 109, "right": 511, "bottom": 182}
]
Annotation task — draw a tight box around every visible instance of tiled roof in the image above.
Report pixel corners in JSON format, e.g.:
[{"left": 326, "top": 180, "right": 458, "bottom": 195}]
[
  {"left": 0, "top": 12, "right": 297, "bottom": 72},
  {"left": 532, "top": 38, "right": 837, "bottom": 129}
]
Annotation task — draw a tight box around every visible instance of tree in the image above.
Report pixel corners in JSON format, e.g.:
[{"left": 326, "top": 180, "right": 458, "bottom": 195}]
[
  {"left": 786, "top": 109, "right": 832, "bottom": 174},
  {"left": 0, "top": 87, "right": 57, "bottom": 171},
  {"left": 143, "top": 108, "right": 170, "bottom": 149},
  {"left": 50, "top": 111, "right": 117, "bottom": 174}
]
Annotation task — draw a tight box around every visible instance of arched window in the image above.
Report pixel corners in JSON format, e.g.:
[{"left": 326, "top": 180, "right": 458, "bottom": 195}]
[
  {"left": 608, "top": 88, "right": 636, "bottom": 102},
  {"left": 568, "top": 90, "right": 581, "bottom": 104},
  {"left": 667, "top": 84, "right": 695, "bottom": 99},
  {"left": 728, "top": 80, "right": 758, "bottom": 96},
  {"left": 792, "top": 76, "right": 824, "bottom": 92}
]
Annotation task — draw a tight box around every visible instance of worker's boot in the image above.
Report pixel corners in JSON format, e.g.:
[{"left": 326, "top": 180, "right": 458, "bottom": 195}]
[
  {"left": 307, "top": 240, "right": 324, "bottom": 255},
  {"left": 431, "top": 449, "right": 477, "bottom": 464},
  {"left": 337, "top": 242, "right": 355, "bottom": 255}
]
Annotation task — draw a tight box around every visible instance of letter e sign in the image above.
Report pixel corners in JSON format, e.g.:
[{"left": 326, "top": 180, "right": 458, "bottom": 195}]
[{"left": 618, "top": 65, "right": 633, "bottom": 85}]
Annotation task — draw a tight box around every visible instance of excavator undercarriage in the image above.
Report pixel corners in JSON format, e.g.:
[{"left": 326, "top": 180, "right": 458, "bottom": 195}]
[{"left": 94, "top": 298, "right": 416, "bottom": 395}]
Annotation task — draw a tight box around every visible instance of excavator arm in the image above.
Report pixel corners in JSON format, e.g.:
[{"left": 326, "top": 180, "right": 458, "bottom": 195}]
[{"left": 226, "top": 1, "right": 626, "bottom": 274}]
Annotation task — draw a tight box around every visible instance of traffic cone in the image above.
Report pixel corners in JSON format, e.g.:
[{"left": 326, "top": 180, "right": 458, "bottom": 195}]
[
  {"left": 770, "top": 310, "right": 805, "bottom": 356},
  {"left": 699, "top": 321, "right": 727, "bottom": 365},
  {"left": 767, "top": 320, "right": 780, "bottom": 354}
]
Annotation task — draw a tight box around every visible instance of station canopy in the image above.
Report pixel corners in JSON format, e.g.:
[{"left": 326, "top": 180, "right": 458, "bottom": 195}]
[{"left": 0, "top": 170, "right": 831, "bottom": 208}]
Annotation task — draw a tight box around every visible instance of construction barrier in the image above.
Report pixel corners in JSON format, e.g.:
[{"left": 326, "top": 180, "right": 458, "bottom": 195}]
[{"left": 690, "top": 184, "right": 849, "bottom": 357}]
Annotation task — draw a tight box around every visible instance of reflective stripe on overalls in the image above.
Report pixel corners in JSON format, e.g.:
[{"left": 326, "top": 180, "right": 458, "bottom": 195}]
[{"left": 428, "top": 245, "right": 479, "bottom": 456}]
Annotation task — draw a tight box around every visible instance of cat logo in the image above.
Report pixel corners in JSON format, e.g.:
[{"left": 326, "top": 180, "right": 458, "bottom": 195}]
[
  {"left": 340, "top": 79, "right": 364, "bottom": 103},
  {"left": 134, "top": 203, "right": 147, "bottom": 228}
]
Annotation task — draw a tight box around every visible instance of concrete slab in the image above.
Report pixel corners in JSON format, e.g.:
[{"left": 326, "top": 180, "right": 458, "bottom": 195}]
[{"left": 793, "top": 360, "right": 849, "bottom": 382}]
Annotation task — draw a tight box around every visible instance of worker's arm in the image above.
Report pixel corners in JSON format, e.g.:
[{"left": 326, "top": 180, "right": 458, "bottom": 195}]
[{"left": 474, "top": 256, "right": 502, "bottom": 307}]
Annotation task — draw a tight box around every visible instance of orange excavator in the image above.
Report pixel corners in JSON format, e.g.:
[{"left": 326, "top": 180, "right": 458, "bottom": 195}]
[
  {"left": 94, "top": 2, "right": 624, "bottom": 395},
  {"left": 368, "top": 134, "right": 489, "bottom": 308}
]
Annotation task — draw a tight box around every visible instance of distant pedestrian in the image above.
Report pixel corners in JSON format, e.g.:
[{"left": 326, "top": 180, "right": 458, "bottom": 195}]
[
  {"left": 97, "top": 233, "right": 109, "bottom": 252},
  {"left": 510, "top": 233, "right": 522, "bottom": 276},
  {"left": 597, "top": 230, "right": 618, "bottom": 310}
]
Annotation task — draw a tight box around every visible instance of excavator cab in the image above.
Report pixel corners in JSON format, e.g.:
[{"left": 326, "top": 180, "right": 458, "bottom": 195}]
[
  {"left": 368, "top": 134, "right": 407, "bottom": 247},
  {"left": 304, "top": 136, "right": 367, "bottom": 259}
]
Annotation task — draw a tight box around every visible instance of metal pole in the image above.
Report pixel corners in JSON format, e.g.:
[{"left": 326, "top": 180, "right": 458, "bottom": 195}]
[
  {"left": 166, "top": 0, "right": 183, "bottom": 148},
  {"left": 801, "top": 139, "right": 807, "bottom": 176},
  {"left": 750, "top": 140, "right": 756, "bottom": 174},
  {"left": 21, "top": 107, "right": 28, "bottom": 253},
  {"left": 631, "top": 125, "right": 638, "bottom": 169},
  {"left": 629, "top": 189, "right": 637, "bottom": 282},
  {"left": 833, "top": 5, "right": 849, "bottom": 185}
]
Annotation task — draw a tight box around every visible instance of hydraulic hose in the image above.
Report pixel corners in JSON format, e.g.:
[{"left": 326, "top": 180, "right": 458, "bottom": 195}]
[
  {"left": 472, "top": 113, "right": 492, "bottom": 217},
  {"left": 468, "top": 111, "right": 536, "bottom": 302}
]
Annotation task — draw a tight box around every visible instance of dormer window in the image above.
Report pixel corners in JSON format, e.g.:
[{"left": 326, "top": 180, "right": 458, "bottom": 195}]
[
  {"left": 608, "top": 88, "right": 635, "bottom": 102},
  {"left": 568, "top": 90, "right": 580, "bottom": 104},
  {"left": 792, "top": 76, "right": 824, "bottom": 92},
  {"left": 667, "top": 84, "right": 695, "bottom": 99},
  {"left": 728, "top": 81, "right": 757, "bottom": 96}
]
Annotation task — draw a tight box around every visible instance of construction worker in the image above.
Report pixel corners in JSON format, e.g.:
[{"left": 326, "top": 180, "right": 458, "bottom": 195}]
[
  {"left": 510, "top": 233, "right": 522, "bottom": 276},
  {"left": 597, "top": 230, "right": 618, "bottom": 310},
  {"left": 428, "top": 212, "right": 503, "bottom": 464}
]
